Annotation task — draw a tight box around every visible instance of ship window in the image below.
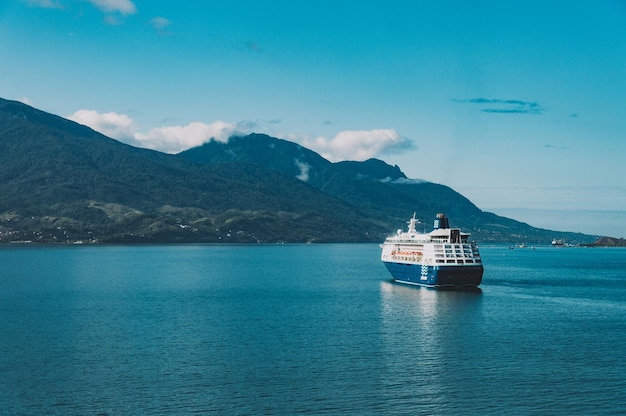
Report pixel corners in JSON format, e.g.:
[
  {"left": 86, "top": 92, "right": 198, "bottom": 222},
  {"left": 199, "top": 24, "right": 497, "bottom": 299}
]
[
  {"left": 446, "top": 260, "right": 456, "bottom": 263},
  {"left": 436, "top": 259, "right": 445, "bottom": 263},
  {"left": 466, "top": 259, "right": 474, "bottom": 263}
]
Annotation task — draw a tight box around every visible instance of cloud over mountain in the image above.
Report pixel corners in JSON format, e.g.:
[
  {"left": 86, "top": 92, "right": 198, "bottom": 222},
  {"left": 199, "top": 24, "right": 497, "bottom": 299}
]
[
  {"left": 68, "top": 109, "right": 239, "bottom": 153},
  {"left": 67, "top": 109, "right": 414, "bottom": 162},
  {"left": 134, "top": 121, "right": 238, "bottom": 153},
  {"left": 301, "top": 129, "right": 415, "bottom": 162},
  {"left": 68, "top": 109, "right": 135, "bottom": 141}
]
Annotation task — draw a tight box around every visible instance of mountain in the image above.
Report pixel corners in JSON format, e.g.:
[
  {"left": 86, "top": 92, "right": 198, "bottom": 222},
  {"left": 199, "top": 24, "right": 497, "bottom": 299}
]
[
  {"left": 583, "top": 237, "right": 626, "bottom": 247},
  {"left": 178, "top": 134, "right": 594, "bottom": 244},
  {"left": 0, "top": 98, "right": 384, "bottom": 242},
  {"left": 0, "top": 97, "right": 596, "bottom": 244}
]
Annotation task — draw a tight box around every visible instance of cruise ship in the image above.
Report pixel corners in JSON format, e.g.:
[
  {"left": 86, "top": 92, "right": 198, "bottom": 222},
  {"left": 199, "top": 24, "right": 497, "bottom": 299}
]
[{"left": 380, "top": 213, "right": 483, "bottom": 288}]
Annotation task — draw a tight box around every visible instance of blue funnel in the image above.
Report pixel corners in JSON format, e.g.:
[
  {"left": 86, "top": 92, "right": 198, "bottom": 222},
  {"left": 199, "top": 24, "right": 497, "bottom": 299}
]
[{"left": 434, "top": 213, "right": 449, "bottom": 229}]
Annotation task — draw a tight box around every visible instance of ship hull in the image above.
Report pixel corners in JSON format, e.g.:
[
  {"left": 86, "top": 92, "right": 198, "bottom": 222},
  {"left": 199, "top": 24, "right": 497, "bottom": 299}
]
[{"left": 383, "top": 261, "right": 483, "bottom": 288}]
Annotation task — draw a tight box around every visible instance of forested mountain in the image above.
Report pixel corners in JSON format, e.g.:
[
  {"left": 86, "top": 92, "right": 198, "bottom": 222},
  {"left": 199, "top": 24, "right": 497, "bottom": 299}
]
[{"left": 0, "top": 98, "right": 595, "bottom": 244}]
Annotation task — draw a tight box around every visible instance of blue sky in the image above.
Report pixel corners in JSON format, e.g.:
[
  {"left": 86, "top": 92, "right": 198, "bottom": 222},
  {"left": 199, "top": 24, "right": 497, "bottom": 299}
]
[{"left": 1, "top": 0, "right": 626, "bottom": 238}]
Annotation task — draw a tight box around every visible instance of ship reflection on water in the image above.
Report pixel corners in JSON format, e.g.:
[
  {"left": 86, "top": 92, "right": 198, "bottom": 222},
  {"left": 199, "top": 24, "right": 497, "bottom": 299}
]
[{"left": 378, "top": 280, "right": 485, "bottom": 410}]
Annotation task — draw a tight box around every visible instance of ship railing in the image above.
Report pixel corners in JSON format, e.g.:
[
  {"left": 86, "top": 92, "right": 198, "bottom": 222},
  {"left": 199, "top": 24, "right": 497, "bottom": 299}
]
[{"left": 390, "top": 250, "right": 423, "bottom": 262}]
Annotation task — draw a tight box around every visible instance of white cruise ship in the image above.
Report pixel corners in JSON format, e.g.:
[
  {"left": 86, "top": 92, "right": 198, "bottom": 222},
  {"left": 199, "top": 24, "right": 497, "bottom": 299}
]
[{"left": 380, "top": 213, "right": 483, "bottom": 288}]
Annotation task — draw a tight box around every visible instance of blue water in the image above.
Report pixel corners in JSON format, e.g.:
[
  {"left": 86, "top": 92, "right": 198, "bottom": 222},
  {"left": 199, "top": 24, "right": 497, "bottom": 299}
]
[{"left": 1, "top": 244, "right": 625, "bottom": 415}]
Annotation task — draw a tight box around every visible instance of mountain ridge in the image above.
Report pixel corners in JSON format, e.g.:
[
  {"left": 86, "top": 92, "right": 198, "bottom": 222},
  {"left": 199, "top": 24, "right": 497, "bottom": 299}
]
[{"left": 0, "top": 97, "right": 597, "bottom": 244}]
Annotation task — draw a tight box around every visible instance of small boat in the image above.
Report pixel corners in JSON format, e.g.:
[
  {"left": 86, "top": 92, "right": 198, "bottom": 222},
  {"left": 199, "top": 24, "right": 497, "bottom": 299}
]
[{"left": 380, "top": 213, "right": 483, "bottom": 288}]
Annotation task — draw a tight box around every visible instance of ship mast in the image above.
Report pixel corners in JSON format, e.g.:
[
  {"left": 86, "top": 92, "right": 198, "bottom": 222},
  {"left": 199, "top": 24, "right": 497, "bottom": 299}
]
[{"left": 407, "top": 213, "right": 419, "bottom": 234}]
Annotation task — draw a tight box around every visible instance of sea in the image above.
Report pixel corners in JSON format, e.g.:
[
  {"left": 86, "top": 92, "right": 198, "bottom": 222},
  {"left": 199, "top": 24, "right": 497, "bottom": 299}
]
[{"left": 1, "top": 244, "right": 625, "bottom": 415}]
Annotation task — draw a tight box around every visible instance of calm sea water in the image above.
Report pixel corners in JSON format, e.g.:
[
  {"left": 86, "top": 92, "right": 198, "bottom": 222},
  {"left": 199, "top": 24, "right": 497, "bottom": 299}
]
[{"left": 1, "top": 244, "right": 625, "bottom": 415}]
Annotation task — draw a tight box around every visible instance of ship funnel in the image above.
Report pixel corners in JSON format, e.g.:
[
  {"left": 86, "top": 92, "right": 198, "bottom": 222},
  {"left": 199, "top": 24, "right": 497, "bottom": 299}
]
[{"left": 434, "top": 213, "right": 449, "bottom": 229}]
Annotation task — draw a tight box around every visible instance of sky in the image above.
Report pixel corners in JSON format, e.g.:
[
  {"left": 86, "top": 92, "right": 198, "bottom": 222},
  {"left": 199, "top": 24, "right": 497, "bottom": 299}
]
[{"left": 1, "top": 0, "right": 626, "bottom": 238}]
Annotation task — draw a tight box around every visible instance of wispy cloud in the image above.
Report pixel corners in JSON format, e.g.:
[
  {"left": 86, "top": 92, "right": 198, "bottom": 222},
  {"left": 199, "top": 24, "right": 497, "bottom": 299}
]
[
  {"left": 25, "top": 0, "right": 137, "bottom": 21},
  {"left": 23, "top": 0, "right": 63, "bottom": 8},
  {"left": 103, "top": 14, "right": 123, "bottom": 25},
  {"left": 86, "top": 0, "right": 136, "bottom": 15},
  {"left": 150, "top": 17, "right": 172, "bottom": 35},
  {"left": 294, "top": 160, "right": 311, "bottom": 182},
  {"left": 82, "top": 0, "right": 136, "bottom": 24},
  {"left": 455, "top": 98, "right": 543, "bottom": 114},
  {"left": 544, "top": 144, "right": 569, "bottom": 150},
  {"left": 230, "top": 40, "right": 264, "bottom": 53}
]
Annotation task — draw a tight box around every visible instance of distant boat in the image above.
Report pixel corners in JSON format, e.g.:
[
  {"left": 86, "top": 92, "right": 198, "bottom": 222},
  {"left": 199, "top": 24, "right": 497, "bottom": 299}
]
[
  {"left": 552, "top": 239, "right": 565, "bottom": 247},
  {"left": 380, "top": 213, "right": 483, "bottom": 289}
]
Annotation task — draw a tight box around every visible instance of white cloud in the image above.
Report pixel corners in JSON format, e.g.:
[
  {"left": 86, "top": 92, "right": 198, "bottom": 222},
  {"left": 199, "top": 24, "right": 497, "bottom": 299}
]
[
  {"left": 68, "top": 109, "right": 135, "bottom": 140},
  {"left": 135, "top": 121, "right": 239, "bottom": 153},
  {"left": 66, "top": 110, "right": 414, "bottom": 162},
  {"left": 68, "top": 109, "right": 245, "bottom": 153},
  {"left": 18, "top": 97, "right": 33, "bottom": 105},
  {"left": 300, "top": 129, "right": 414, "bottom": 162},
  {"left": 87, "top": 0, "right": 136, "bottom": 15}
]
